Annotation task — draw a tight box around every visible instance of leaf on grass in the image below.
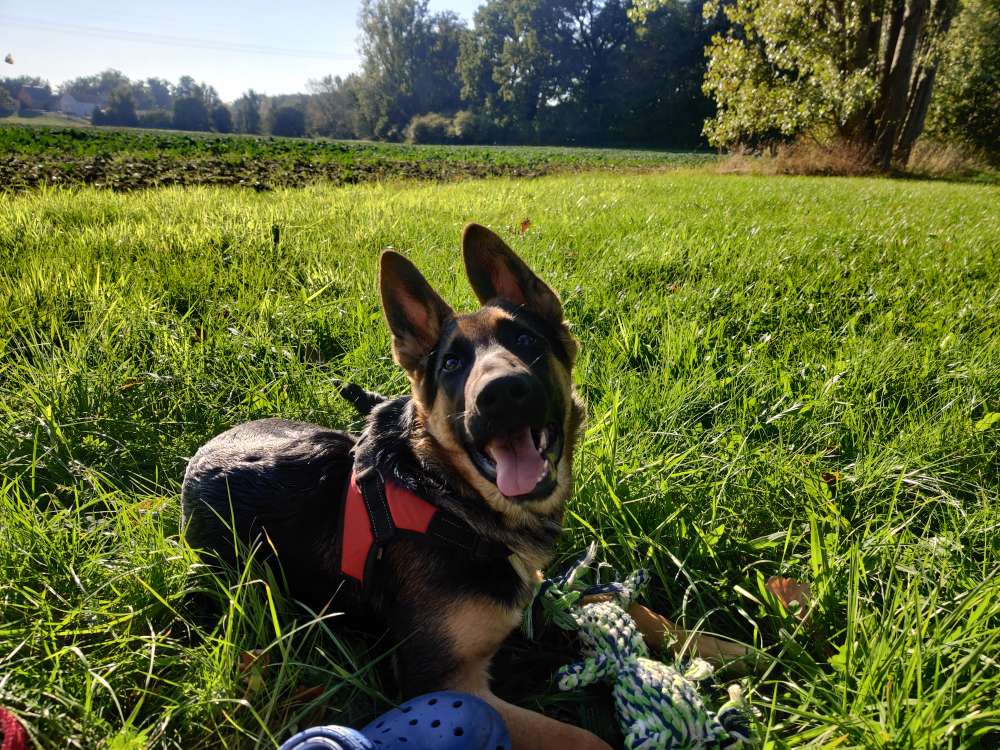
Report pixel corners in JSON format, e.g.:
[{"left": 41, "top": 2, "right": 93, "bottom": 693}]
[
  {"left": 765, "top": 576, "right": 812, "bottom": 621},
  {"left": 974, "top": 412, "right": 1000, "bottom": 432},
  {"left": 239, "top": 649, "right": 270, "bottom": 696},
  {"left": 519, "top": 217, "right": 531, "bottom": 235}
]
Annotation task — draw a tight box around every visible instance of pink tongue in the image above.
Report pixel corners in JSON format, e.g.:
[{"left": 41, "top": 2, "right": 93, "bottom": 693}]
[{"left": 486, "top": 428, "right": 547, "bottom": 498}]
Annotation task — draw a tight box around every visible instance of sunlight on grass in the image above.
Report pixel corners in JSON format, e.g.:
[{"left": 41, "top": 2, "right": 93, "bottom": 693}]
[{"left": 1, "top": 173, "right": 998, "bottom": 748}]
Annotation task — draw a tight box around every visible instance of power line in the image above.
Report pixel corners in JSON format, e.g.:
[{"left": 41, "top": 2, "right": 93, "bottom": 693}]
[{"left": 1, "top": 15, "right": 358, "bottom": 61}]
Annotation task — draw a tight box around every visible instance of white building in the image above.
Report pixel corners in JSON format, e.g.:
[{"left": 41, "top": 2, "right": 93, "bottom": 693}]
[{"left": 58, "top": 93, "right": 105, "bottom": 118}]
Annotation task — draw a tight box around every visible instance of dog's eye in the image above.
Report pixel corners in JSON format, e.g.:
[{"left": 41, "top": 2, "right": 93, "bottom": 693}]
[
  {"left": 442, "top": 355, "right": 463, "bottom": 373},
  {"left": 516, "top": 333, "right": 537, "bottom": 348}
]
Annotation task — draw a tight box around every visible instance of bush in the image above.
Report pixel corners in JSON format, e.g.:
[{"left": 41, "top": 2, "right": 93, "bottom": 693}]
[
  {"left": 137, "top": 109, "right": 173, "bottom": 129},
  {"left": 268, "top": 106, "right": 306, "bottom": 137},
  {"left": 405, "top": 113, "right": 454, "bottom": 144},
  {"left": 450, "top": 110, "right": 494, "bottom": 144}
]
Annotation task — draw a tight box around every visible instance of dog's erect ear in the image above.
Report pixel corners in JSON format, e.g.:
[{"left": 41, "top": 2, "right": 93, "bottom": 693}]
[
  {"left": 462, "top": 223, "right": 563, "bottom": 323},
  {"left": 380, "top": 250, "right": 454, "bottom": 371}
]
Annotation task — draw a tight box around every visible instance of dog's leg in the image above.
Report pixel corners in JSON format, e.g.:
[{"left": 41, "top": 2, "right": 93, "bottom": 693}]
[
  {"left": 475, "top": 691, "right": 613, "bottom": 750},
  {"left": 436, "top": 598, "right": 613, "bottom": 750}
]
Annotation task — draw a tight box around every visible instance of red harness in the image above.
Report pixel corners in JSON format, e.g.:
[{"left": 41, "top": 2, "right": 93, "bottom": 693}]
[{"left": 337, "top": 469, "right": 512, "bottom": 598}]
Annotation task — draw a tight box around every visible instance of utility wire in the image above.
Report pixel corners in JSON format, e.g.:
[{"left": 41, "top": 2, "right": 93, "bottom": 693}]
[{"left": 1, "top": 15, "right": 357, "bottom": 61}]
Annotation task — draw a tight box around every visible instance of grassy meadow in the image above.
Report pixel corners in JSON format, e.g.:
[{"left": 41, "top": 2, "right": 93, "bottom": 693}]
[{"left": 1, "top": 171, "right": 999, "bottom": 749}]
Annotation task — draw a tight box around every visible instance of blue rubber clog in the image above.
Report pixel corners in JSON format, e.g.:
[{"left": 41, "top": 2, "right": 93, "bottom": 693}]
[{"left": 279, "top": 691, "right": 511, "bottom": 750}]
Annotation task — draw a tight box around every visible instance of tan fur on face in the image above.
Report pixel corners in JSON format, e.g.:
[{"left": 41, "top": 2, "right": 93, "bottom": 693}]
[
  {"left": 418, "top": 395, "right": 568, "bottom": 524},
  {"left": 409, "top": 310, "right": 582, "bottom": 540}
]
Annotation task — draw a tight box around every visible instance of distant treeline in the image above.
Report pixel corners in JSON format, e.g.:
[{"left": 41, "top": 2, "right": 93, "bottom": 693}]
[
  {"left": 2, "top": 0, "right": 995, "bottom": 160},
  {"left": 0, "top": 0, "right": 718, "bottom": 148}
]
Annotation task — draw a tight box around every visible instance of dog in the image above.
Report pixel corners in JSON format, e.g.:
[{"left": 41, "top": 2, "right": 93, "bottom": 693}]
[{"left": 181, "top": 223, "right": 611, "bottom": 749}]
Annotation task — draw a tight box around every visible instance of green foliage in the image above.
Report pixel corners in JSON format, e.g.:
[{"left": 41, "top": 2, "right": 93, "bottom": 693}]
[
  {"left": 172, "top": 97, "right": 211, "bottom": 132},
  {"left": 697, "top": 0, "right": 877, "bottom": 147},
  {"left": 308, "top": 75, "right": 363, "bottom": 138},
  {"left": 268, "top": 106, "right": 307, "bottom": 138},
  {"left": 692, "top": 0, "right": 960, "bottom": 168},
  {"left": 234, "top": 89, "right": 263, "bottom": 135},
  {"left": 92, "top": 88, "right": 139, "bottom": 127},
  {"left": 1, "top": 174, "right": 999, "bottom": 747},
  {"left": 59, "top": 68, "right": 130, "bottom": 103},
  {"left": 405, "top": 111, "right": 454, "bottom": 143},
  {"left": 927, "top": 0, "right": 1000, "bottom": 160},
  {"left": 460, "top": 0, "right": 713, "bottom": 146},
  {"left": 137, "top": 109, "right": 173, "bottom": 129},
  {"left": 211, "top": 104, "right": 233, "bottom": 134},
  {"left": 355, "top": 0, "right": 466, "bottom": 139},
  {"left": 0, "top": 85, "right": 16, "bottom": 117},
  {"left": 450, "top": 109, "right": 495, "bottom": 144}
]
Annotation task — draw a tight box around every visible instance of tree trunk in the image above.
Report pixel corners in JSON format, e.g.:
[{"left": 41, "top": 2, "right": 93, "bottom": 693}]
[
  {"left": 895, "top": 63, "right": 938, "bottom": 164},
  {"left": 894, "top": 0, "right": 959, "bottom": 165},
  {"left": 872, "top": 0, "right": 929, "bottom": 169}
]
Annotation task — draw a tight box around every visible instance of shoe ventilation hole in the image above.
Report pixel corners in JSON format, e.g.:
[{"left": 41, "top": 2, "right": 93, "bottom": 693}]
[
  {"left": 428, "top": 698, "right": 437, "bottom": 705},
  {"left": 454, "top": 727, "right": 464, "bottom": 737},
  {"left": 452, "top": 700, "right": 463, "bottom": 708},
  {"left": 409, "top": 719, "right": 417, "bottom": 726},
  {"left": 430, "top": 720, "right": 441, "bottom": 728},
  {"left": 401, "top": 706, "right": 412, "bottom": 713}
]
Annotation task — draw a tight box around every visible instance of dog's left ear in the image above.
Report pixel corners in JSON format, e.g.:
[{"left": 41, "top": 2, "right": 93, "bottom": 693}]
[{"left": 462, "top": 223, "right": 564, "bottom": 324}]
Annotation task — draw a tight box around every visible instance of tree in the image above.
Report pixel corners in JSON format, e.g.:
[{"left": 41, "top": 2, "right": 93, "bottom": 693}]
[
  {"left": 459, "top": 0, "right": 570, "bottom": 139},
  {"left": 60, "top": 69, "right": 129, "bottom": 102},
  {"left": 598, "top": 0, "right": 717, "bottom": 147},
  {"left": 458, "top": 0, "right": 711, "bottom": 146},
  {"left": 308, "top": 75, "right": 362, "bottom": 138},
  {"left": 174, "top": 76, "right": 220, "bottom": 109},
  {"left": 0, "top": 86, "right": 16, "bottom": 117},
  {"left": 234, "top": 89, "right": 263, "bottom": 134},
  {"left": 173, "top": 96, "right": 211, "bottom": 131},
  {"left": 682, "top": 0, "right": 960, "bottom": 169},
  {"left": 145, "top": 78, "right": 173, "bottom": 109},
  {"left": 92, "top": 88, "right": 138, "bottom": 126},
  {"left": 211, "top": 104, "right": 233, "bottom": 133},
  {"left": 356, "top": 0, "right": 466, "bottom": 139},
  {"left": 927, "top": 0, "right": 1000, "bottom": 159},
  {"left": 268, "top": 105, "right": 306, "bottom": 137}
]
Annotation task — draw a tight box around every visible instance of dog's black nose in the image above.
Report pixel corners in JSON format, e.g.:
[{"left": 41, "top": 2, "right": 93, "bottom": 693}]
[{"left": 476, "top": 374, "right": 544, "bottom": 421}]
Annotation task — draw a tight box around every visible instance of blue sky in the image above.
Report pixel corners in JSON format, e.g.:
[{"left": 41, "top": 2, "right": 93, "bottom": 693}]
[{"left": 1, "top": 0, "right": 481, "bottom": 100}]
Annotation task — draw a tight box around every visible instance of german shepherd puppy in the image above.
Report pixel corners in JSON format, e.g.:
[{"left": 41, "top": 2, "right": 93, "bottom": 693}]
[{"left": 181, "top": 224, "right": 611, "bottom": 750}]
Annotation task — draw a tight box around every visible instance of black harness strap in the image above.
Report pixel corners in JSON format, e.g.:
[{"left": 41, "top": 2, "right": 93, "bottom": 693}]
[
  {"left": 426, "top": 513, "right": 513, "bottom": 561},
  {"left": 354, "top": 468, "right": 396, "bottom": 547}
]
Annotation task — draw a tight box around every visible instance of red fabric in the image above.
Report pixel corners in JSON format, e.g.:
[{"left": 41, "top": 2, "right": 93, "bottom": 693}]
[
  {"left": 0, "top": 708, "right": 27, "bottom": 750},
  {"left": 339, "top": 475, "right": 438, "bottom": 583}
]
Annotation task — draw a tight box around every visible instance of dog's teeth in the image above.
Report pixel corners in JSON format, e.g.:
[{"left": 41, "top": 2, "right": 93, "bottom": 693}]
[{"left": 538, "top": 428, "right": 549, "bottom": 451}]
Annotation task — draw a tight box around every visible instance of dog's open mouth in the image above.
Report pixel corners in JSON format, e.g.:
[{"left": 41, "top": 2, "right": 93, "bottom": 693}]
[{"left": 469, "top": 424, "right": 562, "bottom": 500}]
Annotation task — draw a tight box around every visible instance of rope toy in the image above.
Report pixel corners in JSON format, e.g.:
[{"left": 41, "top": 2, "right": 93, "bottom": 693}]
[{"left": 534, "top": 546, "right": 754, "bottom": 750}]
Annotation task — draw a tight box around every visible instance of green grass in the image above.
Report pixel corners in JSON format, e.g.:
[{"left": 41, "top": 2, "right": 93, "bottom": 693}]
[
  {"left": 0, "top": 112, "right": 92, "bottom": 128},
  {"left": 0, "top": 124, "right": 713, "bottom": 191},
  {"left": 1, "top": 172, "right": 999, "bottom": 749}
]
